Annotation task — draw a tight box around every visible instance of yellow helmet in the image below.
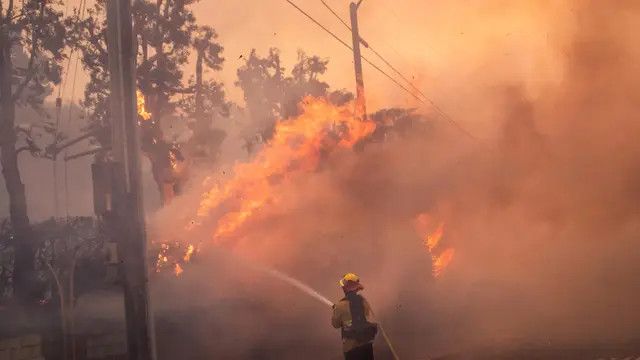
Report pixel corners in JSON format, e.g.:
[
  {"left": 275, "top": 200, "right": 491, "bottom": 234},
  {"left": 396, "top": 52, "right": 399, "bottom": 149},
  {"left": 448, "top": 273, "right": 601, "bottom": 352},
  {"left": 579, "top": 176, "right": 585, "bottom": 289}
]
[{"left": 339, "top": 273, "right": 360, "bottom": 287}]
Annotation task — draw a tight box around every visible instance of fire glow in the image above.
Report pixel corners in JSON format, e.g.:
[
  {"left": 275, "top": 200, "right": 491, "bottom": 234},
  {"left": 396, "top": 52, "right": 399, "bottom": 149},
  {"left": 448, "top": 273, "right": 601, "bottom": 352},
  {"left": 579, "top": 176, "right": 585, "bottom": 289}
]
[
  {"left": 152, "top": 96, "right": 455, "bottom": 280},
  {"left": 136, "top": 90, "right": 152, "bottom": 121},
  {"left": 188, "top": 97, "right": 376, "bottom": 243},
  {"left": 153, "top": 97, "right": 376, "bottom": 274},
  {"left": 415, "top": 213, "right": 455, "bottom": 277}
]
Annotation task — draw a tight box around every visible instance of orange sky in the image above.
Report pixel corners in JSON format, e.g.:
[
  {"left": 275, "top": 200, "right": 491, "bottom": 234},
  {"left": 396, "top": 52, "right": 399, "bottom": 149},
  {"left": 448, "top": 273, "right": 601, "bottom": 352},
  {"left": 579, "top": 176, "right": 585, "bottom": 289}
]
[
  {"left": 61, "top": 0, "right": 572, "bottom": 137},
  {"left": 193, "top": 0, "right": 569, "bottom": 135}
]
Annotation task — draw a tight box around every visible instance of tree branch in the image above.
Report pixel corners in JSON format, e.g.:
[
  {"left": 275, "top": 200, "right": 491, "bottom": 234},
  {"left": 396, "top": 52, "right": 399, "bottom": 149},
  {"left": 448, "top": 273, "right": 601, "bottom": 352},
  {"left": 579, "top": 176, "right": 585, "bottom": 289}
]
[
  {"left": 87, "top": 25, "right": 108, "bottom": 59},
  {"left": 9, "top": 9, "right": 25, "bottom": 21},
  {"left": 11, "top": 39, "right": 36, "bottom": 101},
  {"left": 12, "top": 1, "right": 40, "bottom": 101}
]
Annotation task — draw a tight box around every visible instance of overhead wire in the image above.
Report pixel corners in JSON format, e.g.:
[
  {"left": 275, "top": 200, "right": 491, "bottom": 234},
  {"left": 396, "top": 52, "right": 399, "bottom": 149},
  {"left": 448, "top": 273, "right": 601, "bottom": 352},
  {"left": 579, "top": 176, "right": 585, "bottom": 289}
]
[
  {"left": 286, "top": 0, "right": 477, "bottom": 140},
  {"left": 318, "top": 0, "right": 476, "bottom": 139},
  {"left": 61, "top": 0, "right": 89, "bottom": 218},
  {"left": 55, "top": 2, "right": 77, "bottom": 217},
  {"left": 284, "top": 0, "right": 424, "bottom": 104},
  {"left": 64, "top": 54, "right": 81, "bottom": 219},
  {"left": 57, "top": 0, "right": 87, "bottom": 103},
  {"left": 319, "top": 0, "right": 430, "bottom": 101},
  {"left": 320, "top": 0, "right": 351, "bottom": 33}
]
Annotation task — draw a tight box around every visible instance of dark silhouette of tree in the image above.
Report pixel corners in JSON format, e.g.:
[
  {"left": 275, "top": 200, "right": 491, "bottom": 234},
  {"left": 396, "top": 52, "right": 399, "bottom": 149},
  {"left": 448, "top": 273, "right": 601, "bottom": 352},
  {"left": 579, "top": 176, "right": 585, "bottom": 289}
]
[
  {"left": 0, "top": 0, "right": 66, "bottom": 301},
  {"left": 236, "top": 48, "right": 285, "bottom": 143},
  {"left": 68, "top": 0, "right": 228, "bottom": 204},
  {"left": 236, "top": 48, "right": 353, "bottom": 149},
  {"left": 178, "top": 25, "right": 229, "bottom": 161}
]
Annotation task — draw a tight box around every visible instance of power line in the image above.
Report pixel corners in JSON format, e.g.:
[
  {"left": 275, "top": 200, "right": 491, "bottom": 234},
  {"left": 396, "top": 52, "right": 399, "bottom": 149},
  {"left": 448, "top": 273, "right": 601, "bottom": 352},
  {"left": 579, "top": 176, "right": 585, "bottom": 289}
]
[
  {"left": 323, "top": 0, "right": 410, "bottom": 70},
  {"left": 320, "top": 0, "right": 351, "bottom": 33},
  {"left": 367, "top": 47, "right": 427, "bottom": 100},
  {"left": 284, "top": 0, "right": 354, "bottom": 55},
  {"left": 57, "top": 0, "right": 88, "bottom": 101},
  {"left": 319, "top": 0, "right": 430, "bottom": 103},
  {"left": 57, "top": 0, "right": 88, "bottom": 218},
  {"left": 317, "top": 0, "right": 476, "bottom": 140},
  {"left": 364, "top": 56, "right": 426, "bottom": 103},
  {"left": 285, "top": 0, "right": 477, "bottom": 140},
  {"left": 284, "top": 0, "right": 423, "bottom": 102}
]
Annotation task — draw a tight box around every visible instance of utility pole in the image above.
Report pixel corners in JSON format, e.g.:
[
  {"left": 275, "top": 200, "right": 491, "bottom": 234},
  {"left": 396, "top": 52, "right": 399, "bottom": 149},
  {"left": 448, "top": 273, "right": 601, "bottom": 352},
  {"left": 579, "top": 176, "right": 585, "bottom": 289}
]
[
  {"left": 106, "top": 1, "right": 157, "bottom": 359},
  {"left": 350, "top": 0, "right": 367, "bottom": 120}
]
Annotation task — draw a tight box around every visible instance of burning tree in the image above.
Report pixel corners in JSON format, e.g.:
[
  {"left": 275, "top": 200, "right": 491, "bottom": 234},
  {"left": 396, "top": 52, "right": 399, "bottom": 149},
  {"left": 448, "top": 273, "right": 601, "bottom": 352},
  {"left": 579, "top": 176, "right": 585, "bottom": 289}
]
[
  {"left": 0, "top": 0, "right": 66, "bottom": 301},
  {"left": 68, "top": 0, "right": 229, "bottom": 204},
  {"left": 163, "top": 98, "right": 375, "bottom": 253},
  {"left": 236, "top": 48, "right": 353, "bottom": 152}
]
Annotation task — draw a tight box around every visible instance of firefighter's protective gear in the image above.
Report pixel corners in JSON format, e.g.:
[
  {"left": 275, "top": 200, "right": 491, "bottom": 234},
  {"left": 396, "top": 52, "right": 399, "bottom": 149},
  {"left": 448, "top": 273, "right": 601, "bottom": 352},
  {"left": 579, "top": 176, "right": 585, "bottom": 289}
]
[
  {"left": 339, "top": 273, "right": 360, "bottom": 287},
  {"left": 339, "top": 273, "right": 364, "bottom": 294},
  {"left": 332, "top": 288, "right": 377, "bottom": 356}
]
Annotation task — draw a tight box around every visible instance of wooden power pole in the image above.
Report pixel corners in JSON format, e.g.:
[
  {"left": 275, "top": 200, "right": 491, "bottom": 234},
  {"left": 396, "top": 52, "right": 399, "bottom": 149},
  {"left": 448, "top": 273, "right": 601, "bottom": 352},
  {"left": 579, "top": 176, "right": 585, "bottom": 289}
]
[
  {"left": 106, "top": 1, "right": 157, "bottom": 359},
  {"left": 350, "top": 0, "right": 367, "bottom": 120}
]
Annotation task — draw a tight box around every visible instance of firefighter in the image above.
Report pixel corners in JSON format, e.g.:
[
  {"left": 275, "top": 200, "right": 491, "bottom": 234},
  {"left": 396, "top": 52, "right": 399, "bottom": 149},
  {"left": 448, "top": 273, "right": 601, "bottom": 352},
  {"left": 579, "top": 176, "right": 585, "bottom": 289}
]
[{"left": 331, "top": 273, "right": 378, "bottom": 360}]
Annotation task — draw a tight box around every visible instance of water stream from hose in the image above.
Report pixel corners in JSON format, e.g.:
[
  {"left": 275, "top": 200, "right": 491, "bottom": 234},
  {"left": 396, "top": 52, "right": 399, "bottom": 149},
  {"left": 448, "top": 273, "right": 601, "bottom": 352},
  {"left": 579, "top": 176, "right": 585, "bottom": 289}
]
[
  {"left": 255, "top": 264, "right": 335, "bottom": 307},
  {"left": 213, "top": 248, "right": 402, "bottom": 359},
  {"left": 250, "top": 262, "right": 402, "bottom": 360}
]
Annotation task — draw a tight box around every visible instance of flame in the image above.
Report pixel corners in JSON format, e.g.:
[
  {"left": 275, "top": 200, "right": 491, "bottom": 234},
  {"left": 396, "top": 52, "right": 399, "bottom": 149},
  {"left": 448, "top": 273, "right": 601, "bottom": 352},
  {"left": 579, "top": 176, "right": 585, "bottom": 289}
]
[
  {"left": 154, "top": 243, "right": 170, "bottom": 273},
  {"left": 187, "top": 97, "right": 376, "bottom": 244},
  {"left": 136, "top": 90, "right": 152, "bottom": 121},
  {"left": 433, "top": 248, "right": 455, "bottom": 277},
  {"left": 414, "top": 214, "right": 455, "bottom": 277},
  {"left": 169, "top": 151, "right": 178, "bottom": 170},
  {"left": 154, "top": 97, "right": 375, "bottom": 277},
  {"left": 183, "top": 244, "right": 195, "bottom": 262},
  {"left": 425, "top": 222, "right": 445, "bottom": 252},
  {"left": 174, "top": 263, "right": 184, "bottom": 276},
  {"left": 153, "top": 242, "right": 197, "bottom": 275}
]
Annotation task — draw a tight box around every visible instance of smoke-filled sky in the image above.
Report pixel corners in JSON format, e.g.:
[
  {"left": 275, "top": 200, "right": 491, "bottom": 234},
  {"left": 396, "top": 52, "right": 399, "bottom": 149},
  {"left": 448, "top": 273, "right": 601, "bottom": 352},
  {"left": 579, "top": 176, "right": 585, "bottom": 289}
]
[
  {"left": 3, "top": 1, "right": 640, "bottom": 358},
  {"left": 194, "top": 0, "right": 565, "bottom": 116},
  {"left": 6, "top": 0, "right": 577, "bottom": 219},
  {"left": 177, "top": 0, "right": 570, "bottom": 137},
  {"left": 144, "top": 1, "right": 640, "bottom": 358},
  {"left": 59, "top": 0, "right": 572, "bottom": 136}
]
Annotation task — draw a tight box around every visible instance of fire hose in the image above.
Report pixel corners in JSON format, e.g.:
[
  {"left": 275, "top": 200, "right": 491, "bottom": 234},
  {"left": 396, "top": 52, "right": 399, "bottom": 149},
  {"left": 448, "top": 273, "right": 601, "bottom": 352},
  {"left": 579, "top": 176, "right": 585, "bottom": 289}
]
[
  {"left": 258, "top": 266, "right": 401, "bottom": 360},
  {"left": 219, "top": 249, "right": 403, "bottom": 359},
  {"left": 369, "top": 311, "right": 401, "bottom": 360}
]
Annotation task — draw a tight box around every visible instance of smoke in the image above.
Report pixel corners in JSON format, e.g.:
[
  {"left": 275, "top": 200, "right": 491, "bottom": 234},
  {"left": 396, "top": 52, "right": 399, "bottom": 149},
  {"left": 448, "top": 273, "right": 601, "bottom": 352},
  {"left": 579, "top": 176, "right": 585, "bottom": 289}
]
[{"left": 146, "top": 1, "right": 640, "bottom": 358}]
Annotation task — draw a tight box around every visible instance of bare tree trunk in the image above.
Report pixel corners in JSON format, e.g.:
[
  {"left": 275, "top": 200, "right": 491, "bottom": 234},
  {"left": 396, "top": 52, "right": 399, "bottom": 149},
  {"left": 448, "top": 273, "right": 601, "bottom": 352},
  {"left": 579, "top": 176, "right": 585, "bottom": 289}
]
[{"left": 0, "top": 29, "right": 35, "bottom": 302}]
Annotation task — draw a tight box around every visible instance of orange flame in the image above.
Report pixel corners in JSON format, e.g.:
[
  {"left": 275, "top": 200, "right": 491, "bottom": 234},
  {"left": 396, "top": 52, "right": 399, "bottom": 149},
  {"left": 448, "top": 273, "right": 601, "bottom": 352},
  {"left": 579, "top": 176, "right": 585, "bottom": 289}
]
[
  {"left": 187, "top": 97, "right": 376, "bottom": 244},
  {"left": 169, "top": 151, "right": 178, "bottom": 170},
  {"left": 155, "top": 97, "right": 375, "bottom": 277},
  {"left": 153, "top": 242, "right": 197, "bottom": 275},
  {"left": 414, "top": 213, "right": 455, "bottom": 277},
  {"left": 183, "top": 244, "right": 195, "bottom": 262},
  {"left": 136, "top": 90, "right": 152, "bottom": 121},
  {"left": 433, "top": 248, "right": 455, "bottom": 277},
  {"left": 425, "top": 222, "right": 445, "bottom": 252},
  {"left": 174, "top": 263, "right": 184, "bottom": 276}
]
